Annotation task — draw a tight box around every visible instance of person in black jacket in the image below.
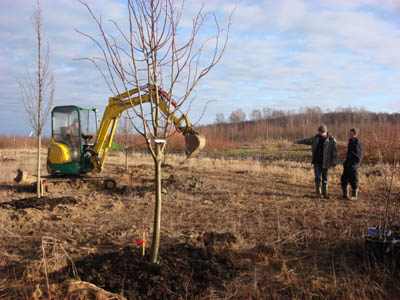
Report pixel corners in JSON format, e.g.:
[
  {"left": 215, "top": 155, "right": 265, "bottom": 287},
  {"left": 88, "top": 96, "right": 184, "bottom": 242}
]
[
  {"left": 341, "top": 128, "right": 363, "bottom": 200},
  {"left": 294, "top": 125, "right": 338, "bottom": 198}
]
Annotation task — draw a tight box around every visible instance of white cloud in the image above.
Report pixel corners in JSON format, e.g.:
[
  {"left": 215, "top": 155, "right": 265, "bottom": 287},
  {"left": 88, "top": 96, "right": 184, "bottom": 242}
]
[
  {"left": 276, "top": 0, "right": 307, "bottom": 31},
  {"left": 0, "top": 0, "right": 400, "bottom": 134}
]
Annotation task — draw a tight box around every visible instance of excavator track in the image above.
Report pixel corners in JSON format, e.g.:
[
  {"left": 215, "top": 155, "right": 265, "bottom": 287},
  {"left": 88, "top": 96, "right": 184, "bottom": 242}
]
[
  {"left": 41, "top": 176, "right": 117, "bottom": 190},
  {"left": 14, "top": 169, "right": 117, "bottom": 193}
]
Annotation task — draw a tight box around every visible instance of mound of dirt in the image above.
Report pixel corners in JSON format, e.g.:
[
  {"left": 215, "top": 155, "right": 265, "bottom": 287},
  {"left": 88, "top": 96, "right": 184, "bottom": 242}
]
[
  {"left": 0, "top": 196, "right": 78, "bottom": 210},
  {"left": 52, "top": 243, "right": 236, "bottom": 299},
  {"left": 164, "top": 174, "right": 207, "bottom": 192}
]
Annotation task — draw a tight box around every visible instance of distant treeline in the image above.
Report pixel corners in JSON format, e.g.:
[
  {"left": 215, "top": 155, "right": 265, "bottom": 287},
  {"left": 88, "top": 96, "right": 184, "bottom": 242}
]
[
  {"left": 200, "top": 106, "right": 400, "bottom": 163},
  {"left": 1, "top": 107, "right": 399, "bottom": 163},
  {"left": 206, "top": 106, "right": 399, "bottom": 141},
  {"left": 0, "top": 136, "right": 50, "bottom": 150}
]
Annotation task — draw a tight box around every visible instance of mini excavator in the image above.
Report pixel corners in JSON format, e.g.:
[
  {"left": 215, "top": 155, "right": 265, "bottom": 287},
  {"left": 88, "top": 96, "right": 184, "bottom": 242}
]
[{"left": 15, "top": 85, "right": 205, "bottom": 188}]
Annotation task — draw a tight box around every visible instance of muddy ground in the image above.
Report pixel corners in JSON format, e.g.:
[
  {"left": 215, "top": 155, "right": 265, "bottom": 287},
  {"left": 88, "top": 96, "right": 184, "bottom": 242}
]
[{"left": 0, "top": 150, "right": 399, "bottom": 299}]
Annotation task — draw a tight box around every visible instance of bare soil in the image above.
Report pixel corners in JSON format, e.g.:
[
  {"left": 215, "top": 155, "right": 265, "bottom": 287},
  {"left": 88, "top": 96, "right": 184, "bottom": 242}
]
[{"left": 0, "top": 150, "right": 399, "bottom": 299}]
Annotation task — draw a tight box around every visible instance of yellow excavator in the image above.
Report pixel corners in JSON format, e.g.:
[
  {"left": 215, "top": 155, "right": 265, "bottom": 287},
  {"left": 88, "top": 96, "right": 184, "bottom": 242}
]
[{"left": 15, "top": 85, "right": 205, "bottom": 187}]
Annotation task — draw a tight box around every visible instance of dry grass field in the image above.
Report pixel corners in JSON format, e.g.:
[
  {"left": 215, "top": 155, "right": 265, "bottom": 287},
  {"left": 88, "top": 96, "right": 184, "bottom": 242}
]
[{"left": 0, "top": 148, "right": 399, "bottom": 299}]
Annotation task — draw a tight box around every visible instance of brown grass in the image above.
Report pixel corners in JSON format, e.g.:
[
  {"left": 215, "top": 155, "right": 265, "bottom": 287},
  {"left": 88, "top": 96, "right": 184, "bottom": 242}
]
[{"left": 0, "top": 149, "right": 399, "bottom": 299}]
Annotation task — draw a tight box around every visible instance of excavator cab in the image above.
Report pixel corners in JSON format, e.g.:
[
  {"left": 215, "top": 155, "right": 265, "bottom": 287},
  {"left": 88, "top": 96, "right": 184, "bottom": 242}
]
[{"left": 47, "top": 105, "right": 98, "bottom": 175}]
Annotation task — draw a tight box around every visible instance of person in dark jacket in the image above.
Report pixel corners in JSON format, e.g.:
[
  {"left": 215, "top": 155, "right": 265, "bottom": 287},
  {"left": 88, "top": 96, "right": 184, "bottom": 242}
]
[
  {"left": 341, "top": 128, "right": 363, "bottom": 200},
  {"left": 294, "top": 125, "right": 339, "bottom": 198}
]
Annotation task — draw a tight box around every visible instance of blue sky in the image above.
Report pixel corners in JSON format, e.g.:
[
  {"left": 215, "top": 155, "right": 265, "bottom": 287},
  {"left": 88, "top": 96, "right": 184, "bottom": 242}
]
[{"left": 1, "top": 0, "right": 400, "bottom": 135}]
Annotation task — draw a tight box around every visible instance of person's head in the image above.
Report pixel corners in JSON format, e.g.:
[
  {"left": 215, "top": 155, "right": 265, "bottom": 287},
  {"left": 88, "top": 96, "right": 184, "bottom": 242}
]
[
  {"left": 72, "top": 119, "right": 79, "bottom": 129},
  {"left": 349, "top": 128, "right": 359, "bottom": 139},
  {"left": 318, "top": 124, "right": 328, "bottom": 137}
]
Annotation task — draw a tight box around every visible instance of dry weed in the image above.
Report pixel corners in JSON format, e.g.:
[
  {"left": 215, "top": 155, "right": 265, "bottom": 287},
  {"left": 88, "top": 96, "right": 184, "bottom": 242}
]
[{"left": 1, "top": 149, "right": 400, "bottom": 299}]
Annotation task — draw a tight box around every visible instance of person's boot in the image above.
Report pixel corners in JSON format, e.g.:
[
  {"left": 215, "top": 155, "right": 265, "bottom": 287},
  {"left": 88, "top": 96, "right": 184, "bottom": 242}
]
[
  {"left": 342, "top": 185, "right": 349, "bottom": 199},
  {"left": 315, "top": 182, "right": 322, "bottom": 198},
  {"left": 322, "top": 183, "right": 329, "bottom": 199},
  {"left": 350, "top": 188, "right": 358, "bottom": 200}
]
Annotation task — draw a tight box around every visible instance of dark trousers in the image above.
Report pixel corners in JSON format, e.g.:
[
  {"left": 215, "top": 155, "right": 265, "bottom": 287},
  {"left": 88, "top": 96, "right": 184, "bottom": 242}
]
[
  {"left": 341, "top": 164, "right": 360, "bottom": 190},
  {"left": 314, "top": 163, "right": 328, "bottom": 185}
]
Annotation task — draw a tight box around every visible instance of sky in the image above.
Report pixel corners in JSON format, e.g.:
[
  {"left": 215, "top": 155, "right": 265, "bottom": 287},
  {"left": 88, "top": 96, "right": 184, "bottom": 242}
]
[{"left": 1, "top": 0, "right": 400, "bottom": 136}]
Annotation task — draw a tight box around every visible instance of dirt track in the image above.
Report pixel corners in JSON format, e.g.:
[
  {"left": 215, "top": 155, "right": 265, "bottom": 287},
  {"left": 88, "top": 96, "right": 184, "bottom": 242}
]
[{"left": 0, "top": 150, "right": 399, "bottom": 299}]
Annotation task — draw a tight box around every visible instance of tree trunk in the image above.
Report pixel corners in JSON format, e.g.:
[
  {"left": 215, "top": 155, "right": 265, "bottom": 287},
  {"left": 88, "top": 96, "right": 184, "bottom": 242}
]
[
  {"left": 150, "top": 142, "right": 163, "bottom": 263},
  {"left": 36, "top": 0, "right": 42, "bottom": 199},
  {"left": 125, "top": 148, "right": 128, "bottom": 171},
  {"left": 36, "top": 133, "right": 41, "bottom": 198}
]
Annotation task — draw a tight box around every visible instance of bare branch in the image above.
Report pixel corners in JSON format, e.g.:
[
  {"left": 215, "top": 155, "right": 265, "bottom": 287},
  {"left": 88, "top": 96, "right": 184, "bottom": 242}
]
[
  {"left": 18, "top": 0, "right": 55, "bottom": 198},
  {"left": 79, "top": 0, "right": 232, "bottom": 262}
]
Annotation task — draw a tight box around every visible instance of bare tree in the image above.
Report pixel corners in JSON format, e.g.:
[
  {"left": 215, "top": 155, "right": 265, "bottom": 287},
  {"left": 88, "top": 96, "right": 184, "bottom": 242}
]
[
  {"left": 215, "top": 112, "right": 225, "bottom": 124},
  {"left": 250, "top": 109, "right": 262, "bottom": 121},
  {"left": 263, "top": 107, "right": 273, "bottom": 119},
  {"left": 18, "top": 0, "right": 54, "bottom": 198},
  {"left": 229, "top": 108, "right": 246, "bottom": 123},
  {"left": 79, "top": 0, "right": 232, "bottom": 262},
  {"left": 118, "top": 112, "right": 133, "bottom": 171}
]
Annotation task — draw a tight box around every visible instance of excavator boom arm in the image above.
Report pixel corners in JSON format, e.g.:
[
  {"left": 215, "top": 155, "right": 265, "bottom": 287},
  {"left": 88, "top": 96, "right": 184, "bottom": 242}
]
[{"left": 90, "top": 85, "right": 204, "bottom": 172}]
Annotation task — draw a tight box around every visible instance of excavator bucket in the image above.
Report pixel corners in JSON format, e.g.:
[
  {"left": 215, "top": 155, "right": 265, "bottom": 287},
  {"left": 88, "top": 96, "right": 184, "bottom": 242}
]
[{"left": 184, "top": 132, "right": 206, "bottom": 158}]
